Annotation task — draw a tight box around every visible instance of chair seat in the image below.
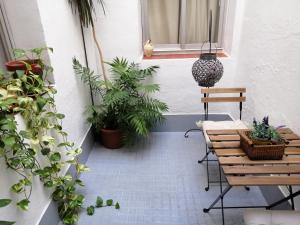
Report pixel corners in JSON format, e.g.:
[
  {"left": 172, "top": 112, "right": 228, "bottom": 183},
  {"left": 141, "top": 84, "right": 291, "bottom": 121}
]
[
  {"left": 244, "top": 209, "right": 300, "bottom": 225},
  {"left": 196, "top": 120, "right": 248, "bottom": 148}
]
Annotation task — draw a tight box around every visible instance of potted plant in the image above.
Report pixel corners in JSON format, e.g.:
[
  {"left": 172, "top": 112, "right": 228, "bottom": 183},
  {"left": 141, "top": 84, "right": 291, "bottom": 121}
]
[
  {"left": 3, "top": 48, "right": 53, "bottom": 98},
  {"left": 5, "top": 48, "right": 53, "bottom": 77},
  {"left": 73, "top": 57, "right": 168, "bottom": 149},
  {"left": 238, "top": 116, "right": 286, "bottom": 160}
]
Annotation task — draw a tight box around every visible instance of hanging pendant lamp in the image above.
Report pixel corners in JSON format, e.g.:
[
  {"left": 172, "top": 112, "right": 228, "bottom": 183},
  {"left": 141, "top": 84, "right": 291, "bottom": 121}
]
[{"left": 192, "top": 10, "right": 224, "bottom": 87}]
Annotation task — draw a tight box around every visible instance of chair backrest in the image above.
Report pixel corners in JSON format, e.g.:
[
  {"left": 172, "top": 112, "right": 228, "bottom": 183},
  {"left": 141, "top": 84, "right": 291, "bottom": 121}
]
[{"left": 201, "top": 88, "right": 246, "bottom": 120}]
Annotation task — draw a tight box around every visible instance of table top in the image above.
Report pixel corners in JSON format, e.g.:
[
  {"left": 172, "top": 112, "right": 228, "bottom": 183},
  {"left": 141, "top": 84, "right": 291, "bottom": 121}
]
[{"left": 206, "top": 128, "right": 300, "bottom": 186}]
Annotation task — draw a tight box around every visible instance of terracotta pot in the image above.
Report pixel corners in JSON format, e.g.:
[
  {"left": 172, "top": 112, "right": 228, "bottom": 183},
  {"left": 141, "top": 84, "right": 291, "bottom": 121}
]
[
  {"left": 100, "top": 128, "right": 124, "bottom": 149},
  {"left": 5, "top": 59, "right": 43, "bottom": 75}
]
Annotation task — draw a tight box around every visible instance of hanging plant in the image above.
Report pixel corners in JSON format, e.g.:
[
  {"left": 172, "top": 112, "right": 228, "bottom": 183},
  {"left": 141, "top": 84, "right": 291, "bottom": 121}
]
[{"left": 0, "top": 47, "right": 119, "bottom": 225}]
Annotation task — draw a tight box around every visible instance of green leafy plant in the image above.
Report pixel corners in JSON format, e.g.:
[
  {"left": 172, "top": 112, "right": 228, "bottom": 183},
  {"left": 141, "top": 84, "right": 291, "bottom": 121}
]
[
  {"left": 0, "top": 48, "right": 119, "bottom": 225},
  {"left": 73, "top": 57, "right": 168, "bottom": 143},
  {"left": 11, "top": 47, "right": 54, "bottom": 82},
  {"left": 250, "top": 116, "right": 284, "bottom": 144},
  {"left": 0, "top": 199, "right": 15, "bottom": 225}
]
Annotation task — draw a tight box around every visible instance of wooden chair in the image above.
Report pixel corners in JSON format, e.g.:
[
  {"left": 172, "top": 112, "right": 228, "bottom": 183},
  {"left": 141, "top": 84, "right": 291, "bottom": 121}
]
[{"left": 197, "top": 87, "right": 247, "bottom": 191}]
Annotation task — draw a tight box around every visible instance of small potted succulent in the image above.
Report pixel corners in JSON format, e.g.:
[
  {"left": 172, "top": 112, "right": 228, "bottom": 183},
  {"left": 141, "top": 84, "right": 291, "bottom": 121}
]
[{"left": 238, "top": 116, "right": 286, "bottom": 160}]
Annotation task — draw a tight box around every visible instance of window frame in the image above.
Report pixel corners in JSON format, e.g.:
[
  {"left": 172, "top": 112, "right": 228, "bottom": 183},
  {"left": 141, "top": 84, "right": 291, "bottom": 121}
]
[
  {"left": 141, "top": 0, "right": 228, "bottom": 52},
  {"left": 0, "top": 1, "right": 15, "bottom": 60}
]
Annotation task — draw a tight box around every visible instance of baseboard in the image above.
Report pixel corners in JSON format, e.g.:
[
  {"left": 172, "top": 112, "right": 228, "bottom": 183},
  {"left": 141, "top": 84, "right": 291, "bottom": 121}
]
[{"left": 38, "top": 127, "right": 94, "bottom": 225}]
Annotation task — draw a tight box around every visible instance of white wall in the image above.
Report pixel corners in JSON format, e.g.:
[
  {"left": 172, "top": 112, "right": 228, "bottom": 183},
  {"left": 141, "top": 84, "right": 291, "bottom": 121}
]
[
  {"left": 231, "top": 0, "right": 300, "bottom": 134},
  {"left": 0, "top": 0, "right": 94, "bottom": 224},
  {"left": 93, "top": 0, "right": 244, "bottom": 114},
  {"left": 231, "top": 0, "right": 300, "bottom": 209}
]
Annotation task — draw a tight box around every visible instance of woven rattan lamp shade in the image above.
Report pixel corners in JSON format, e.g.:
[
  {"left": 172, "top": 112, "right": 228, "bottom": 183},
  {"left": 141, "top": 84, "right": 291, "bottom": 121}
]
[
  {"left": 192, "top": 53, "right": 223, "bottom": 87},
  {"left": 191, "top": 10, "right": 224, "bottom": 87}
]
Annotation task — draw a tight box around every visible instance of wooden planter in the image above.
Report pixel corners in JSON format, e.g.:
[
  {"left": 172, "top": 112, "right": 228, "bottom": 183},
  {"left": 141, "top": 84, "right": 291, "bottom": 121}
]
[{"left": 238, "top": 130, "right": 285, "bottom": 160}]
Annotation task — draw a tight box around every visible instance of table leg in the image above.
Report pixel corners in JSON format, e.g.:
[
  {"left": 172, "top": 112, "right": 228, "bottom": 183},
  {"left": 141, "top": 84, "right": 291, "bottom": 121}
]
[
  {"left": 266, "top": 190, "right": 300, "bottom": 210},
  {"left": 205, "top": 143, "right": 210, "bottom": 191},
  {"left": 203, "top": 186, "right": 232, "bottom": 213},
  {"left": 289, "top": 185, "right": 295, "bottom": 210}
]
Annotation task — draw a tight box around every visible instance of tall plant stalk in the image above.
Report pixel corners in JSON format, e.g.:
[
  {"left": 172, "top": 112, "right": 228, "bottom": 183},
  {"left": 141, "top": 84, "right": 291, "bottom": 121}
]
[
  {"left": 91, "top": 25, "right": 108, "bottom": 87},
  {"left": 68, "top": 0, "right": 109, "bottom": 88}
]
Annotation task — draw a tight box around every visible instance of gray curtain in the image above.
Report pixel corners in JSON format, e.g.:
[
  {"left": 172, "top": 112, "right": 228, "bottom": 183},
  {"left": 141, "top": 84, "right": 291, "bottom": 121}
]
[
  {"left": 186, "top": 0, "right": 220, "bottom": 44},
  {"left": 147, "top": 0, "right": 220, "bottom": 45},
  {"left": 148, "top": 0, "right": 180, "bottom": 44}
]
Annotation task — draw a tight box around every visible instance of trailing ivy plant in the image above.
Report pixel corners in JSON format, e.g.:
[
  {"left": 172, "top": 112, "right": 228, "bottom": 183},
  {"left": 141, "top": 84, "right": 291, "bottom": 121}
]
[
  {"left": 0, "top": 199, "right": 15, "bottom": 225},
  {"left": 0, "top": 47, "right": 119, "bottom": 225}
]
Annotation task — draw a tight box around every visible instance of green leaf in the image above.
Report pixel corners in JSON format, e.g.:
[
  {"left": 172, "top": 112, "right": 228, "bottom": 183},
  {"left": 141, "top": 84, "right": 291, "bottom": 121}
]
[
  {"left": 41, "top": 136, "right": 55, "bottom": 146},
  {"left": 0, "top": 199, "right": 12, "bottom": 208},
  {"left": 106, "top": 199, "right": 113, "bottom": 206},
  {"left": 16, "top": 199, "right": 30, "bottom": 211},
  {"left": 50, "top": 152, "right": 61, "bottom": 162},
  {"left": 44, "top": 180, "right": 54, "bottom": 188},
  {"left": 36, "top": 97, "right": 47, "bottom": 111},
  {"left": 67, "top": 148, "right": 82, "bottom": 156},
  {"left": 56, "top": 113, "right": 65, "bottom": 119},
  {"left": 86, "top": 206, "right": 95, "bottom": 216},
  {"left": 6, "top": 85, "right": 23, "bottom": 92},
  {"left": 19, "top": 130, "right": 32, "bottom": 139},
  {"left": 115, "top": 202, "right": 120, "bottom": 209},
  {"left": 75, "top": 179, "right": 84, "bottom": 187},
  {"left": 12, "top": 48, "right": 26, "bottom": 59},
  {"left": 41, "top": 148, "right": 50, "bottom": 155},
  {"left": 95, "top": 196, "right": 103, "bottom": 208},
  {"left": 11, "top": 182, "right": 23, "bottom": 193},
  {"left": 57, "top": 142, "right": 74, "bottom": 148},
  {"left": 0, "top": 221, "right": 16, "bottom": 225},
  {"left": 75, "top": 164, "right": 89, "bottom": 173},
  {"left": 3, "top": 137, "right": 15, "bottom": 147}
]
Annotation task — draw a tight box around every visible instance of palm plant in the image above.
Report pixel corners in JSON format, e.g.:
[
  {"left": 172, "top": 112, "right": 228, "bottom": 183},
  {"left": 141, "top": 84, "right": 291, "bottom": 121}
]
[
  {"left": 73, "top": 57, "right": 168, "bottom": 143},
  {"left": 68, "top": 0, "right": 108, "bottom": 87}
]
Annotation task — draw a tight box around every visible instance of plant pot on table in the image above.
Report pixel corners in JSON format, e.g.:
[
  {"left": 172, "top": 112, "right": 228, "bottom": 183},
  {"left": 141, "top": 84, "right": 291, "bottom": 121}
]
[
  {"left": 100, "top": 128, "right": 124, "bottom": 149},
  {"left": 238, "top": 130, "right": 286, "bottom": 160}
]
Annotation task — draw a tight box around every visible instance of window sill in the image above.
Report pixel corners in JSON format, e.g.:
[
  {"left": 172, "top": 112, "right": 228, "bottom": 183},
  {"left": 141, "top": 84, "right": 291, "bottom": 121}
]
[{"left": 143, "top": 52, "right": 228, "bottom": 60}]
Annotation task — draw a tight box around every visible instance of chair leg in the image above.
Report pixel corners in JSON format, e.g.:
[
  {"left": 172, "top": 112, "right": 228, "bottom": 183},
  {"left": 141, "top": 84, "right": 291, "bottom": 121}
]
[
  {"left": 198, "top": 148, "right": 212, "bottom": 164},
  {"left": 184, "top": 128, "right": 201, "bottom": 138}
]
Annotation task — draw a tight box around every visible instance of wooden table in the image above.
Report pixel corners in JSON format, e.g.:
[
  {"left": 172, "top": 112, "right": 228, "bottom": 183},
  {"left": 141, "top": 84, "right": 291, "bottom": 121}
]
[{"left": 203, "top": 128, "right": 300, "bottom": 225}]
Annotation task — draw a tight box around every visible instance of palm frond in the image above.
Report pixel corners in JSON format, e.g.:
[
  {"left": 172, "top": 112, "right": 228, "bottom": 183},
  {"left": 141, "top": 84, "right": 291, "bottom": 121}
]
[
  {"left": 137, "top": 84, "right": 160, "bottom": 93},
  {"left": 72, "top": 58, "right": 106, "bottom": 94},
  {"left": 68, "top": 0, "right": 105, "bottom": 27}
]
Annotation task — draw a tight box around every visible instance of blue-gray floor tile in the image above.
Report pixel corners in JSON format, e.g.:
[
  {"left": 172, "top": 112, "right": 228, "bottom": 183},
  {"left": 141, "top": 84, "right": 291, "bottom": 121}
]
[{"left": 73, "top": 132, "right": 266, "bottom": 225}]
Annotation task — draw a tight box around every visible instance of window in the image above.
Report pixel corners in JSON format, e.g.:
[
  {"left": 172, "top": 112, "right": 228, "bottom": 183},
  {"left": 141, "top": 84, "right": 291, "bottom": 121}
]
[{"left": 141, "top": 0, "right": 227, "bottom": 52}]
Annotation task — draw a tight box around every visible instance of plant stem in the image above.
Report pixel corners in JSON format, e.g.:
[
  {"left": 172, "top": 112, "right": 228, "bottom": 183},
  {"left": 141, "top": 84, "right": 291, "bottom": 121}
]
[{"left": 92, "top": 25, "right": 109, "bottom": 89}]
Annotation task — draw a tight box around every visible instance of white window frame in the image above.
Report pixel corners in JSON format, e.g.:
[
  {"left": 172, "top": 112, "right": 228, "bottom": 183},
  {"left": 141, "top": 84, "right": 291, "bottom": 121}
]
[{"left": 141, "top": 0, "right": 228, "bottom": 52}]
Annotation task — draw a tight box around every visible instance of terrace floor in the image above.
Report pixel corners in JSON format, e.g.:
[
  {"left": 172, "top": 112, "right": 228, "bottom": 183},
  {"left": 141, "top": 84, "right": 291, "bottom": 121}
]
[{"left": 74, "top": 132, "right": 266, "bottom": 225}]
